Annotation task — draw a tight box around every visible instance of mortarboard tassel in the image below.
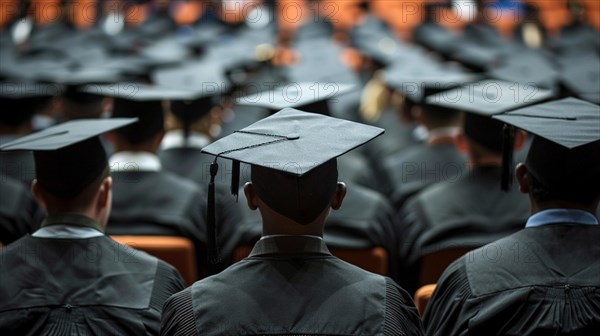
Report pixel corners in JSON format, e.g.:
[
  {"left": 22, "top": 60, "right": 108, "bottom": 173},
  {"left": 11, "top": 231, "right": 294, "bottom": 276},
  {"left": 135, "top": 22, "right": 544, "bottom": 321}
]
[
  {"left": 207, "top": 159, "right": 220, "bottom": 264},
  {"left": 230, "top": 160, "right": 240, "bottom": 201},
  {"left": 501, "top": 124, "right": 515, "bottom": 191}
]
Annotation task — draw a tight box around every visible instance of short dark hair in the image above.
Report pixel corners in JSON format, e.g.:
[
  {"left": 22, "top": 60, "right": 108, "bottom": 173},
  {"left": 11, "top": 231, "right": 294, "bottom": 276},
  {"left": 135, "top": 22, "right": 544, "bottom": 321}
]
[
  {"left": 527, "top": 169, "right": 599, "bottom": 205},
  {"left": 39, "top": 166, "right": 110, "bottom": 214}
]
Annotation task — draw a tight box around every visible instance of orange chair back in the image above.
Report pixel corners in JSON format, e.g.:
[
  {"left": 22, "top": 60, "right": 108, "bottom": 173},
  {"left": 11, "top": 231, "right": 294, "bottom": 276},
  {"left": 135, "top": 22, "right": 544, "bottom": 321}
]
[
  {"left": 418, "top": 247, "right": 473, "bottom": 288},
  {"left": 111, "top": 235, "right": 198, "bottom": 285},
  {"left": 233, "top": 245, "right": 389, "bottom": 276},
  {"left": 414, "top": 284, "right": 436, "bottom": 316}
]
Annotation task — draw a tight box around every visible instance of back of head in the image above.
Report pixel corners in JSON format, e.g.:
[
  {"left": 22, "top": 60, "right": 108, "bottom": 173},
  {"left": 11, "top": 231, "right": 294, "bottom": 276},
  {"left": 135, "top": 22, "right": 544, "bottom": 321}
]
[
  {"left": 112, "top": 98, "right": 164, "bottom": 145},
  {"left": 526, "top": 137, "right": 600, "bottom": 204},
  {"left": 251, "top": 159, "right": 338, "bottom": 225},
  {"left": 463, "top": 112, "right": 505, "bottom": 154}
]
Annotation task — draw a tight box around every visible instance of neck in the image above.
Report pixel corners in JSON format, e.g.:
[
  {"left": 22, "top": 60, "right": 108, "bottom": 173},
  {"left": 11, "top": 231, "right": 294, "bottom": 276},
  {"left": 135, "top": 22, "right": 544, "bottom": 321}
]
[{"left": 426, "top": 126, "right": 459, "bottom": 146}]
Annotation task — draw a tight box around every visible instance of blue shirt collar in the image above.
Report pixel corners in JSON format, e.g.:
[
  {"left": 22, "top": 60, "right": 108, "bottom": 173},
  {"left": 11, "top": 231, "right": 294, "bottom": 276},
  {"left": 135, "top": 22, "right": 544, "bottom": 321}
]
[{"left": 525, "top": 209, "right": 599, "bottom": 228}]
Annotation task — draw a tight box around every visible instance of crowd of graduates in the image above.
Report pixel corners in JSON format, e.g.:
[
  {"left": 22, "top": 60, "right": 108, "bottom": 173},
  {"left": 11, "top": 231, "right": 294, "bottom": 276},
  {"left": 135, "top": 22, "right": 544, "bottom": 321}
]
[{"left": 0, "top": 0, "right": 599, "bottom": 335}]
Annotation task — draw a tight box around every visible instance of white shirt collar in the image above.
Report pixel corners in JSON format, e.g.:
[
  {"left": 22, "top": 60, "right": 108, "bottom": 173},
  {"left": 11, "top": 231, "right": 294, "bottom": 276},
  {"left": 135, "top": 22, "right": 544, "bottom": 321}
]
[
  {"left": 32, "top": 225, "right": 104, "bottom": 239},
  {"left": 160, "top": 130, "right": 211, "bottom": 150},
  {"left": 109, "top": 151, "right": 162, "bottom": 172}
]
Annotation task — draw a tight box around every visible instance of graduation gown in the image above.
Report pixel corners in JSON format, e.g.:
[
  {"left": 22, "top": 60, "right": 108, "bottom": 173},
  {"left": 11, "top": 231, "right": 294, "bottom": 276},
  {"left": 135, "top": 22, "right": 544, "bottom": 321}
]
[
  {"left": 381, "top": 143, "right": 466, "bottom": 210},
  {"left": 424, "top": 224, "right": 600, "bottom": 335},
  {"left": 160, "top": 236, "right": 424, "bottom": 336},
  {"left": 107, "top": 170, "right": 217, "bottom": 276},
  {"left": 0, "top": 216, "right": 185, "bottom": 335},
  {"left": 237, "top": 181, "right": 401, "bottom": 280},
  {"left": 158, "top": 145, "right": 245, "bottom": 264},
  {"left": 0, "top": 135, "right": 36, "bottom": 186},
  {"left": 396, "top": 166, "right": 530, "bottom": 292},
  {"left": 0, "top": 176, "right": 43, "bottom": 245}
]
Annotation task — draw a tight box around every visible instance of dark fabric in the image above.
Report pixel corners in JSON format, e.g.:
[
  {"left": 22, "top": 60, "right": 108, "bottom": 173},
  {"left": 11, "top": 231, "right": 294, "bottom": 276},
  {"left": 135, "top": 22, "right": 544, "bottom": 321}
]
[
  {"left": 0, "top": 135, "right": 36, "bottom": 186},
  {"left": 237, "top": 181, "right": 400, "bottom": 280},
  {"left": 0, "top": 234, "right": 185, "bottom": 335},
  {"left": 396, "top": 166, "right": 530, "bottom": 293},
  {"left": 158, "top": 147, "right": 245, "bottom": 264},
  {"left": 108, "top": 170, "right": 226, "bottom": 277},
  {"left": 161, "top": 236, "right": 424, "bottom": 336},
  {"left": 34, "top": 137, "right": 107, "bottom": 199},
  {"left": 0, "top": 176, "right": 43, "bottom": 245},
  {"left": 424, "top": 224, "right": 600, "bottom": 335},
  {"left": 381, "top": 143, "right": 466, "bottom": 210}
]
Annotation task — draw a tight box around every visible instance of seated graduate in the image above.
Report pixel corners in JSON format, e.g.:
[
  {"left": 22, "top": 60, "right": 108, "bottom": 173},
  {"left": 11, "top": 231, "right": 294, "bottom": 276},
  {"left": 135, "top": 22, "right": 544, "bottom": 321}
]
[
  {"left": 160, "top": 108, "right": 424, "bottom": 336},
  {"left": 0, "top": 119, "right": 185, "bottom": 335},
  {"left": 0, "top": 82, "right": 53, "bottom": 243},
  {"left": 424, "top": 97, "right": 600, "bottom": 335},
  {"left": 92, "top": 83, "right": 223, "bottom": 278},
  {"left": 395, "top": 80, "right": 553, "bottom": 293},
  {"left": 377, "top": 63, "right": 475, "bottom": 209},
  {"left": 232, "top": 82, "right": 400, "bottom": 280}
]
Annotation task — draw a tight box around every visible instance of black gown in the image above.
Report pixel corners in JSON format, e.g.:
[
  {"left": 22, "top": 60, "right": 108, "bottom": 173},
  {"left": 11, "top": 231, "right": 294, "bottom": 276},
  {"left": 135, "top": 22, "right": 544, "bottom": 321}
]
[
  {"left": 380, "top": 143, "right": 466, "bottom": 210},
  {"left": 160, "top": 236, "right": 424, "bottom": 336},
  {"left": 0, "top": 135, "right": 36, "bottom": 186},
  {"left": 396, "top": 166, "right": 530, "bottom": 292},
  {"left": 236, "top": 181, "right": 401, "bottom": 280},
  {"left": 424, "top": 224, "right": 600, "bottom": 335},
  {"left": 107, "top": 170, "right": 219, "bottom": 277},
  {"left": 158, "top": 146, "right": 245, "bottom": 263},
  {"left": 0, "top": 223, "right": 185, "bottom": 335},
  {"left": 0, "top": 176, "right": 43, "bottom": 245}
]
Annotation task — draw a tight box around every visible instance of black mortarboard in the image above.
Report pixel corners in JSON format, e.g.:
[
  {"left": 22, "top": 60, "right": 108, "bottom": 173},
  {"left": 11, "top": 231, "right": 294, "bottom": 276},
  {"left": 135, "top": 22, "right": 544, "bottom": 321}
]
[
  {"left": 37, "top": 66, "right": 123, "bottom": 104},
  {"left": 560, "top": 60, "right": 600, "bottom": 105},
  {"left": 488, "top": 52, "right": 559, "bottom": 90},
  {"left": 0, "top": 118, "right": 137, "bottom": 198},
  {"left": 140, "top": 38, "right": 191, "bottom": 66},
  {"left": 235, "top": 82, "right": 356, "bottom": 115},
  {"left": 427, "top": 79, "right": 555, "bottom": 188},
  {"left": 382, "top": 61, "right": 479, "bottom": 103},
  {"left": 89, "top": 83, "right": 195, "bottom": 144},
  {"left": 201, "top": 107, "right": 384, "bottom": 262},
  {"left": 0, "top": 82, "right": 62, "bottom": 126},
  {"left": 493, "top": 98, "right": 600, "bottom": 196}
]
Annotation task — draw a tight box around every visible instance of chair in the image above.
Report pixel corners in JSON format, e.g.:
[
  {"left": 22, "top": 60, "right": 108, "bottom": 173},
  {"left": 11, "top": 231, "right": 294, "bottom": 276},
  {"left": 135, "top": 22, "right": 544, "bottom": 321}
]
[
  {"left": 233, "top": 245, "right": 389, "bottom": 276},
  {"left": 111, "top": 235, "right": 198, "bottom": 285},
  {"left": 414, "top": 284, "right": 437, "bottom": 316},
  {"left": 418, "top": 247, "right": 473, "bottom": 288}
]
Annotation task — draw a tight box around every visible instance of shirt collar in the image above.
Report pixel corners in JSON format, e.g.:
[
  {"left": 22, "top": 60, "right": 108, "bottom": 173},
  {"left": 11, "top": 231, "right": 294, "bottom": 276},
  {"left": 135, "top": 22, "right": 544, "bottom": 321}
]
[
  {"left": 160, "top": 130, "right": 211, "bottom": 150},
  {"left": 34, "top": 214, "right": 105, "bottom": 239},
  {"left": 250, "top": 235, "right": 331, "bottom": 257},
  {"left": 525, "top": 209, "right": 599, "bottom": 228},
  {"left": 109, "top": 151, "right": 161, "bottom": 172}
]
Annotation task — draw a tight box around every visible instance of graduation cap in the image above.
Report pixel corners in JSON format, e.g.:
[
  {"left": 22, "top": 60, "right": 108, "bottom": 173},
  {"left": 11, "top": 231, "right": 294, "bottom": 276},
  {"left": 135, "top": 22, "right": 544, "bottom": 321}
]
[
  {"left": 201, "top": 107, "right": 384, "bottom": 262},
  {"left": 36, "top": 66, "right": 123, "bottom": 104},
  {"left": 493, "top": 98, "right": 600, "bottom": 196},
  {"left": 153, "top": 62, "right": 233, "bottom": 143},
  {"left": 0, "top": 118, "right": 137, "bottom": 198},
  {"left": 382, "top": 61, "right": 479, "bottom": 104},
  {"left": 235, "top": 82, "right": 357, "bottom": 115},
  {"left": 426, "top": 79, "right": 554, "bottom": 187},
  {"left": 88, "top": 83, "right": 197, "bottom": 144},
  {"left": 0, "top": 82, "right": 62, "bottom": 126},
  {"left": 560, "top": 61, "right": 600, "bottom": 105},
  {"left": 488, "top": 52, "right": 559, "bottom": 90}
]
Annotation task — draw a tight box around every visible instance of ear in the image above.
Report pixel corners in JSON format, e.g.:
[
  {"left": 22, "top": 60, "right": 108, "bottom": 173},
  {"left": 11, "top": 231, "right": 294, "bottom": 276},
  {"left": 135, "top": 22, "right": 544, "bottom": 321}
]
[
  {"left": 210, "top": 105, "right": 223, "bottom": 124},
  {"left": 31, "top": 179, "right": 47, "bottom": 210},
  {"left": 97, "top": 176, "right": 112, "bottom": 209},
  {"left": 513, "top": 130, "right": 527, "bottom": 151},
  {"left": 330, "top": 182, "right": 347, "bottom": 210},
  {"left": 454, "top": 131, "right": 468, "bottom": 154},
  {"left": 515, "top": 163, "right": 530, "bottom": 194},
  {"left": 243, "top": 182, "right": 259, "bottom": 210}
]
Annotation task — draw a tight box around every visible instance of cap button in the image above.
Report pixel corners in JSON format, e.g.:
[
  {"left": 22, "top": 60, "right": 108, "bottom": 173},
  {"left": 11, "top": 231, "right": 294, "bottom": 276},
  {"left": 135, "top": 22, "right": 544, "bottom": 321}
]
[{"left": 287, "top": 133, "right": 300, "bottom": 140}]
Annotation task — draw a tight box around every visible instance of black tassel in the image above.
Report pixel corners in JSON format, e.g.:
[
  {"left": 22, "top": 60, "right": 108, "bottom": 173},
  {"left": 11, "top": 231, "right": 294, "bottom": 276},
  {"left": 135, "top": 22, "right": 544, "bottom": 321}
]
[
  {"left": 182, "top": 120, "right": 191, "bottom": 147},
  {"left": 501, "top": 124, "right": 515, "bottom": 191},
  {"left": 207, "top": 160, "right": 220, "bottom": 264},
  {"left": 230, "top": 160, "right": 240, "bottom": 201}
]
